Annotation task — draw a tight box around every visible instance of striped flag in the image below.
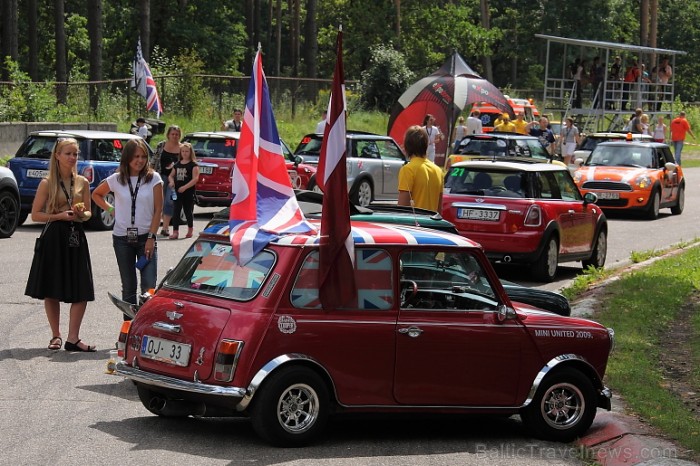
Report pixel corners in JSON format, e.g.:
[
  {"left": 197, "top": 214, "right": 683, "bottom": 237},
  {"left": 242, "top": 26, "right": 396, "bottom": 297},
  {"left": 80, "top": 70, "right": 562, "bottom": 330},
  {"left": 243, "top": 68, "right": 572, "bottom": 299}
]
[
  {"left": 228, "top": 48, "right": 316, "bottom": 265},
  {"left": 131, "top": 38, "right": 163, "bottom": 117},
  {"left": 317, "top": 28, "right": 357, "bottom": 308}
]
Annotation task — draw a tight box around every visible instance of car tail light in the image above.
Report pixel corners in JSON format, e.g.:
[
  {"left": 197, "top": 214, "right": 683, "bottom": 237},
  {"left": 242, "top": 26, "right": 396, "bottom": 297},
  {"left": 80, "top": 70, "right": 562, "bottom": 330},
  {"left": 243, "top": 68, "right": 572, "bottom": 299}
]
[
  {"left": 214, "top": 340, "right": 244, "bottom": 382},
  {"left": 81, "top": 165, "right": 94, "bottom": 184},
  {"left": 117, "top": 321, "right": 131, "bottom": 358},
  {"left": 524, "top": 205, "right": 542, "bottom": 227}
]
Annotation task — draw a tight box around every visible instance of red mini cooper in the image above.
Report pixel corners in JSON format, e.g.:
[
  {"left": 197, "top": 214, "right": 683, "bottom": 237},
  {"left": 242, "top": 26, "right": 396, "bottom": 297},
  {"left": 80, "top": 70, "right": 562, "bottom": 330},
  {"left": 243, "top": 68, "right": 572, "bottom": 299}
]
[{"left": 116, "top": 221, "right": 614, "bottom": 446}]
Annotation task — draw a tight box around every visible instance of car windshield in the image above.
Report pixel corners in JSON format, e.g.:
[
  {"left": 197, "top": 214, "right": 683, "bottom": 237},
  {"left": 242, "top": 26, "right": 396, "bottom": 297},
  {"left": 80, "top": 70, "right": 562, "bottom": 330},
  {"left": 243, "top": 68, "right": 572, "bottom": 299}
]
[
  {"left": 185, "top": 137, "right": 237, "bottom": 159},
  {"left": 164, "top": 240, "right": 274, "bottom": 300},
  {"left": 294, "top": 135, "right": 323, "bottom": 157},
  {"left": 579, "top": 136, "right": 621, "bottom": 152},
  {"left": 458, "top": 138, "right": 508, "bottom": 156},
  {"left": 18, "top": 137, "right": 87, "bottom": 160},
  {"left": 587, "top": 146, "right": 654, "bottom": 167},
  {"left": 445, "top": 166, "right": 528, "bottom": 198}
]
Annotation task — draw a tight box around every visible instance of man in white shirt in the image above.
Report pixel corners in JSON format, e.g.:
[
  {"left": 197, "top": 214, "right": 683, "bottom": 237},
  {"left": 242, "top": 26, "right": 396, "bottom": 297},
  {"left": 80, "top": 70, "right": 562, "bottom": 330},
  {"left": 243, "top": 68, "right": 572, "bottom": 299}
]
[
  {"left": 315, "top": 110, "right": 327, "bottom": 134},
  {"left": 466, "top": 110, "right": 483, "bottom": 135},
  {"left": 136, "top": 118, "right": 149, "bottom": 140}
]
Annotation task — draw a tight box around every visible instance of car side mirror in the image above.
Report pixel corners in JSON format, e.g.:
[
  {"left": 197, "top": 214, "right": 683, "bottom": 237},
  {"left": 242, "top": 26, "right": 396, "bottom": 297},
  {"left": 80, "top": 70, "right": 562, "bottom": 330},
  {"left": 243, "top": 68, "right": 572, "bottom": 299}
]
[
  {"left": 575, "top": 158, "right": 584, "bottom": 166},
  {"left": 294, "top": 155, "right": 302, "bottom": 166},
  {"left": 583, "top": 192, "right": 598, "bottom": 205},
  {"left": 664, "top": 162, "right": 676, "bottom": 172},
  {"left": 497, "top": 304, "right": 516, "bottom": 322}
]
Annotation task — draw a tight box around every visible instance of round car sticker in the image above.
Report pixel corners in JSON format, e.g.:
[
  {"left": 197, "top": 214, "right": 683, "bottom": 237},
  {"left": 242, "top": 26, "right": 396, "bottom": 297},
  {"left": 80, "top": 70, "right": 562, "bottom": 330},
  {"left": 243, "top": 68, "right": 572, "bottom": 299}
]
[
  {"left": 497, "top": 140, "right": 507, "bottom": 147},
  {"left": 278, "top": 315, "right": 297, "bottom": 334}
]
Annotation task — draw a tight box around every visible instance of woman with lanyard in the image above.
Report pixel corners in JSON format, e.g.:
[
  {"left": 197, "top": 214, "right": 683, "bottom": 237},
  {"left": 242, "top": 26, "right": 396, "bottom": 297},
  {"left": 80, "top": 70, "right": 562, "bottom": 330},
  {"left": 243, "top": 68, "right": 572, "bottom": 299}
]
[
  {"left": 559, "top": 117, "right": 580, "bottom": 166},
  {"left": 25, "top": 138, "right": 96, "bottom": 352},
  {"left": 93, "top": 139, "right": 163, "bottom": 321},
  {"left": 421, "top": 114, "right": 444, "bottom": 163}
]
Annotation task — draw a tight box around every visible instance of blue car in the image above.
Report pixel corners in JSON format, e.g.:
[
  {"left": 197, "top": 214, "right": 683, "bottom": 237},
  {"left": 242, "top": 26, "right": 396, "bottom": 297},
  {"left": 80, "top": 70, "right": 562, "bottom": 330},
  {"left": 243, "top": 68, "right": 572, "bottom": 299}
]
[{"left": 7, "top": 130, "right": 153, "bottom": 230}]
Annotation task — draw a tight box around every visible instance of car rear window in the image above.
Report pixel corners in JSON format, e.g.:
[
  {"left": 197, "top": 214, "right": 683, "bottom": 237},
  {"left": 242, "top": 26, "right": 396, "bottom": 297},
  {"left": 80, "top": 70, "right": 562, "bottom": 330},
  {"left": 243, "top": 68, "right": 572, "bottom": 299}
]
[
  {"left": 446, "top": 167, "right": 528, "bottom": 198},
  {"left": 185, "top": 137, "right": 237, "bottom": 159},
  {"left": 294, "top": 135, "right": 323, "bottom": 156},
  {"left": 458, "top": 138, "right": 508, "bottom": 156},
  {"left": 164, "top": 240, "right": 274, "bottom": 300},
  {"left": 16, "top": 136, "right": 128, "bottom": 162}
]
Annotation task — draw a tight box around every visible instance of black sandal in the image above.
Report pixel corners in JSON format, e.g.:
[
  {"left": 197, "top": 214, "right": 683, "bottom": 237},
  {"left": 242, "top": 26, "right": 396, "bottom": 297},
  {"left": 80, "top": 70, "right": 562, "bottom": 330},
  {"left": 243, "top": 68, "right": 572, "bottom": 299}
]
[
  {"left": 48, "top": 336, "right": 62, "bottom": 351},
  {"left": 64, "top": 339, "right": 96, "bottom": 352}
]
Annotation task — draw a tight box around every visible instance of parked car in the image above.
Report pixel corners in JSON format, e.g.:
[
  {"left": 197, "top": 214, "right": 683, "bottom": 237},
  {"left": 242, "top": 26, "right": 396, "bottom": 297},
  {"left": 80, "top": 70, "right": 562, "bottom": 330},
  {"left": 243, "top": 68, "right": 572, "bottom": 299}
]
[
  {"left": 182, "top": 131, "right": 316, "bottom": 207},
  {"left": 7, "top": 130, "right": 153, "bottom": 230},
  {"left": 442, "top": 159, "right": 607, "bottom": 281},
  {"left": 293, "top": 131, "right": 407, "bottom": 206},
  {"left": 573, "top": 141, "right": 683, "bottom": 219},
  {"left": 0, "top": 167, "right": 20, "bottom": 238},
  {"left": 115, "top": 219, "right": 613, "bottom": 446},
  {"left": 207, "top": 190, "right": 572, "bottom": 316},
  {"left": 573, "top": 132, "right": 653, "bottom": 164},
  {"left": 446, "top": 133, "right": 563, "bottom": 171}
]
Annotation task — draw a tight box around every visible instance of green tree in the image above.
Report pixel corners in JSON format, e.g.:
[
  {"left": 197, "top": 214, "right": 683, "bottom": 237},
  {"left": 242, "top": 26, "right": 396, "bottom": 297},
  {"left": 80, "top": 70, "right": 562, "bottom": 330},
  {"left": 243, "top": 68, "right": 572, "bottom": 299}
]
[{"left": 359, "top": 43, "right": 414, "bottom": 112}]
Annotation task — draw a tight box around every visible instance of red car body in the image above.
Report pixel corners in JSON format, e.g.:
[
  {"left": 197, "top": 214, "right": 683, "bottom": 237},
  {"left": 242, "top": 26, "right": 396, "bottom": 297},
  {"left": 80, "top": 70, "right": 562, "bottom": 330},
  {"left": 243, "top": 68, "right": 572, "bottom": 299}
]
[
  {"left": 442, "top": 160, "right": 608, "bottom": 281},
  {"left": 182, "top": 131, "right": 316, "bottom": 206},
  {"left": 116, "top": 220, "right": 613, "bottom": 446}
]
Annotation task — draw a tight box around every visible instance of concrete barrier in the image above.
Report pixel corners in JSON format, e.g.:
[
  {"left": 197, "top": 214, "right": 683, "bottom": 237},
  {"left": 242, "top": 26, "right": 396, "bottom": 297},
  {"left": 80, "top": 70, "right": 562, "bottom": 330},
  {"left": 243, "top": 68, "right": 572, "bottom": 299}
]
[{"left": 0, "top": 122, "right": 118, "bottom": 159}]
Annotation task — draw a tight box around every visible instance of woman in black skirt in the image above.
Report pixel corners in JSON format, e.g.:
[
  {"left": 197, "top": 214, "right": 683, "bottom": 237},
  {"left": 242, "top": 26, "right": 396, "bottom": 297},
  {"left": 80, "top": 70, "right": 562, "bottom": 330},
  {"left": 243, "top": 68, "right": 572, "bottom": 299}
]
[{"left": 25, "top": 138, "right": 96, "bottom": 352}]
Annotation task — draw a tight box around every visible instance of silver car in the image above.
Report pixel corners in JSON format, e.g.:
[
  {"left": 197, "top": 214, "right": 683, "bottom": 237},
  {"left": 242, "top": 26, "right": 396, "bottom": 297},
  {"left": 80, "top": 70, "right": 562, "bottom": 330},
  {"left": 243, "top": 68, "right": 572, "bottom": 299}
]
[{"left": 294, "top": 131, "right": 406, "bottom": 206}]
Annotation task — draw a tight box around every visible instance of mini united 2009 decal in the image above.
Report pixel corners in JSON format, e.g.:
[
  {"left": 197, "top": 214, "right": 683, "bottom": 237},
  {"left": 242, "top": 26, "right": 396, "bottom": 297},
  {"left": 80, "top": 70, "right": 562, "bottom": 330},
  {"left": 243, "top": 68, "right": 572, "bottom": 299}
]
[{"left": 278, "top": 315, "right": 297, "bottom": 334}]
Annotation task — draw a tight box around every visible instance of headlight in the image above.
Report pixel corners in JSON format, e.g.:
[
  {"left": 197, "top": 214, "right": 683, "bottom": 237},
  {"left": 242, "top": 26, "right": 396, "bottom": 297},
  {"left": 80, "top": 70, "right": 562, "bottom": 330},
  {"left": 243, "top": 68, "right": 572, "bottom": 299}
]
[
  {"left": 634, "top": 175, "right": 652, "bottom": 189},
  {"left": 607, "top": 327, "right": 615, "bottom": 353}
]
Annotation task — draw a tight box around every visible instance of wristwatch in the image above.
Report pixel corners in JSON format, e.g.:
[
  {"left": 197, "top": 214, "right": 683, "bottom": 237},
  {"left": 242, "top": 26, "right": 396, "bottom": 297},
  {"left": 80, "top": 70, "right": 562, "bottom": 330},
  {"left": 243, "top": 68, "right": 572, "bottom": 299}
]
[{"left": 147, "top": 232, "right": 156, "bottom": 240}]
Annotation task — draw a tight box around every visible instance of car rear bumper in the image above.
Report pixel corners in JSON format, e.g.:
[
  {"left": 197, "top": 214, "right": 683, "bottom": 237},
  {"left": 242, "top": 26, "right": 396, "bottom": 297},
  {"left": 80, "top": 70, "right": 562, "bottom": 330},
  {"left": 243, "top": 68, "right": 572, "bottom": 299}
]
[
  {"left": 195, "top": 190, "right": 233, "bottom": 207},
  {"left": 116, "top": 361, "right": 246, "bottom": 398}
]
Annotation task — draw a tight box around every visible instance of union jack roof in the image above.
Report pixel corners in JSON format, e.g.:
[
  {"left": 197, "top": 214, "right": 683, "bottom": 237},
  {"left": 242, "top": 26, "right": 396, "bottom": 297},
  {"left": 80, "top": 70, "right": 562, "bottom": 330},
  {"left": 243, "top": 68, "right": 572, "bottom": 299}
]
[{"left": 203, "top": 220, "right": 479, "bottom": 248}]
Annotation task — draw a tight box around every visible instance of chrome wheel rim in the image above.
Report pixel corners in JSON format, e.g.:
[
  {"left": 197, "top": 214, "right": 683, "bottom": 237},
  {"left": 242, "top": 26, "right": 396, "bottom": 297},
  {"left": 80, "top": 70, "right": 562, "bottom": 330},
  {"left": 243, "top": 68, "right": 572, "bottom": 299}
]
[
  {"left": 546, "top": 240, "right": 558, "bottom": 277},
  {"left": 277, "top": 383, "right": 319, "bottom": 434},
  {"left": 540, "top": 382, "right": 585, "bottom": 430},
  {"left": 101, "top": 192, "right": 116, "bottom": 227},
  {"left": 595, "top": 231, "right": 607, "bottom": 265},
  {"left": 357, "top": 181, "right": 372, "bottom": 206}
]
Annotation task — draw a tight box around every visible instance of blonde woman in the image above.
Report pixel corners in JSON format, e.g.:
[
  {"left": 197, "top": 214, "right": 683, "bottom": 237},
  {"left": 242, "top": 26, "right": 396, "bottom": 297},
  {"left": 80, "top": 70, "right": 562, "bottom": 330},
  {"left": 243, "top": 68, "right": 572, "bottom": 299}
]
[
  {"left": 168, "top": 142, "right": 200, "bottom": 239},
  {"left": 25, "top": 138, "right": 95, "bottom": 352}
]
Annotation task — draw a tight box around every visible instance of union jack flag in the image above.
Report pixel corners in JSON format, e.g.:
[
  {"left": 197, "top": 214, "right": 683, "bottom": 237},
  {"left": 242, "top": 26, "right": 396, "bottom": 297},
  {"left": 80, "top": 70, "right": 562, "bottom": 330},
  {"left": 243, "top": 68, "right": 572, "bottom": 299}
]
[
  {"left": 131, "top": 38, "right": 163, "bottom": 117},
  {"left": 229, "top": 48, "right": 315, "bottom": 264}
]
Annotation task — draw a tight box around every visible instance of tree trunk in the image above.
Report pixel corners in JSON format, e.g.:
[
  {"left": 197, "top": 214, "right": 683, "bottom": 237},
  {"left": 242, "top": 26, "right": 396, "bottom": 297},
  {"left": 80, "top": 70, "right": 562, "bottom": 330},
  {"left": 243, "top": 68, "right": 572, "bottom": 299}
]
[
  {"left": 28, "top": 0, "right": 38, "bottom": 81},
  {"left": 640, "top": 0, "right": 649, "bottom": 46},
  {"left": 480, "top": 0, "right": 493, "bottom": 82},
  {"left": 275, "top": 0, "right": 282, "bottom": 76},
  {"left": 54, "top": 0, "right": 67, "bottom": 104},
  {"left": 88, "top": 0, "right": 103, "bottom": 113},
  {"left": 139, "top": 0, "right": 150, "bottom": 61},
  {"left": 303, "top": 0, "right": 317, "bottom": 79},
  {"left": 394, "top": 0, "right": 401, "bottom": 42},
  {"left": 244, "top": 0, "right": 254, "bottom": 73},
  {"left": 1, "top": 0, "right": 19, "bottom": 81},
  {"left": 649, "top": 0, "right": 658, "bottom": 66}
]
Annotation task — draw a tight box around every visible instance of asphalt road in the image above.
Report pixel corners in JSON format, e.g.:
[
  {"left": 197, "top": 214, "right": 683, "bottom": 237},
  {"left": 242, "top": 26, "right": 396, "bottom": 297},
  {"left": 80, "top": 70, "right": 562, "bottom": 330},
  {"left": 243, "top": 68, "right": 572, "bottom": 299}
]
[{"left": 2, "top": 168, "right": 699, "bottom": 464}]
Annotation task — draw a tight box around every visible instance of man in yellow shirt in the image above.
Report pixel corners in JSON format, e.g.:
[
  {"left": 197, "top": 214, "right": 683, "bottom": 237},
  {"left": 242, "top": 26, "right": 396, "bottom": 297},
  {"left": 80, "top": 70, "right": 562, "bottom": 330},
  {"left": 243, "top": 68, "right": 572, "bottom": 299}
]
[
  {"left": 513, "top": 112, "right": 529, "bottom": 134},
  {"left": 494, "top": 114, "right": 516, "bottom": 133},
  {"left": 398, "top": 126, "right": 444, "bottom": 212}
]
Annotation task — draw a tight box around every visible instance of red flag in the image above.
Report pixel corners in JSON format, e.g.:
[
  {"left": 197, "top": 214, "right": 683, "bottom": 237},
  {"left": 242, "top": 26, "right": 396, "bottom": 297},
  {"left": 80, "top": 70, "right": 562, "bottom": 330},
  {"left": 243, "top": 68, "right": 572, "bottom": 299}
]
[{"left": 317, "top": 28, "right": 356, "bottom": 309}]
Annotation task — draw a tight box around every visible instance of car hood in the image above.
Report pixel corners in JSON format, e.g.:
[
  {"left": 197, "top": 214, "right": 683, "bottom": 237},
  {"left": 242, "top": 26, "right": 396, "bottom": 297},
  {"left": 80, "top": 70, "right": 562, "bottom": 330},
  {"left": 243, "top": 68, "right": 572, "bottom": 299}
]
[{"left": 576, "top": 165, "right": 651, "bottom": 182}]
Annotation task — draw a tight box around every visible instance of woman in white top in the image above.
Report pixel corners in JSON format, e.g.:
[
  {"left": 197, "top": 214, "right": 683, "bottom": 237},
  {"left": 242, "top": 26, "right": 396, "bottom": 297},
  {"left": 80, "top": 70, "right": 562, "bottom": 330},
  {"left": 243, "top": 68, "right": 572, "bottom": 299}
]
[
  {"left": 92, "top": 139, "right": 163, "bottom": 320},
  {"left": 421, "top": 114, "right": 444, "bottom": 162},
  {"left": 452, "top": 116, "right": 468, "bottom": 153},
  {"left": 560, "top": 117, "right": 580, "bottom": 165},
  {"left": 652, "top": 115, "right": 667, "bottom": 142}
]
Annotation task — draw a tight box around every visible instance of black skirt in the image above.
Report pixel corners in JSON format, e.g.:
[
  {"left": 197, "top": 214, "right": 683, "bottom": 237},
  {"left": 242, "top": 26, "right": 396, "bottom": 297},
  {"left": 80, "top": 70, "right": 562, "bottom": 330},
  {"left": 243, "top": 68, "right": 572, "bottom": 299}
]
[{"left": 25, "top": 221, "right": 95, "bottom": 303}]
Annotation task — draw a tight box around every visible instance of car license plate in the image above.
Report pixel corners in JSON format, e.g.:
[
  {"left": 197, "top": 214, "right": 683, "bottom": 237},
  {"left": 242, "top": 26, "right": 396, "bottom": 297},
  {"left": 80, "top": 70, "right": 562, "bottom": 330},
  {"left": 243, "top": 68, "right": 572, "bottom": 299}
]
[
  {"left": 27, "top": 169, "right": 49, "bottom": 178},
  {"left": 458, "top": 208, "right": 500, "bottom": 221},
  {"left": 200, "top": 166, "right": 213, "bottom": 174},
  {"left": 597, "top": 192, "right": 620, "bottom": 200},
  {"left": 140, "top": 335, "right": 191, "bottom": 366}
]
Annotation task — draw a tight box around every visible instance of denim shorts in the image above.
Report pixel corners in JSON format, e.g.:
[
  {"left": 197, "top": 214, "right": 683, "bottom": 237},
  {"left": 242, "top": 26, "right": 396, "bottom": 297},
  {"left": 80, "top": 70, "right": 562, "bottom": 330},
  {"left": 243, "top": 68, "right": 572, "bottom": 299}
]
[{"left": 162, "top": 184, "right": 174, "bottom": 216}]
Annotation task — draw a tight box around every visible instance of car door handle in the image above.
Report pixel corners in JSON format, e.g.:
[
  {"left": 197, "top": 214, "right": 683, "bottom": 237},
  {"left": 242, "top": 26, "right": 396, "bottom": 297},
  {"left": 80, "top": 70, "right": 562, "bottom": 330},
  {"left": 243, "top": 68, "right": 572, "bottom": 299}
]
[
  {"left": 398, "top": 326, "right": 423, "bottom": 338},
  {"left": 153, "top": 322, "right": 182, "bottom": 334}
]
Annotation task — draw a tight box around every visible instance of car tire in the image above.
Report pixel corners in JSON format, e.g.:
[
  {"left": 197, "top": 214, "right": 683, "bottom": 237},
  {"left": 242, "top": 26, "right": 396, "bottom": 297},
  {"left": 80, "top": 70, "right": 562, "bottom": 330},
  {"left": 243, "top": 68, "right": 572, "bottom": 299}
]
[
  {"left": 0, "top": 191, "right": 20, "bottom": 238},
  {"left": 520, "top": 367, "right": 597, "bottom": 442},
  {"left": 350, "top": 179, "right": 373, "bottom": 207},
  {"left": 582, "top": 229, "right": 607, "bottom": 269},
  {"left": 89, "top": 192, "right": 116, "bottom": 230},
  {"left": 251, "top": 366, "right": 330, "bottom": 447},
  {"left": 645, "top": 188, "right": 660, "bottom": 220},
  {"left": 17, "top": 210, "right": 28, "bottom": 226},
  {"left": 670, "top": 184, "right": 684, "bottom": 215},
  {"left": 307, "top": 176, "right": 323, "bottom": 194},
  {"left": 533, "top": 236, "right": 559, "bottom": 282}
]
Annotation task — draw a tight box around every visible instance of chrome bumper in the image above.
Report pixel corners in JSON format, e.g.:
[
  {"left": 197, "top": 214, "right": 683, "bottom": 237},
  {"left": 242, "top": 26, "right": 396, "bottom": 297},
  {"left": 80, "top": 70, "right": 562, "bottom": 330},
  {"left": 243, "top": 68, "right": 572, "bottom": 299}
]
[{"left": 116, "top": 361, "right": 247, "bottom": 398}]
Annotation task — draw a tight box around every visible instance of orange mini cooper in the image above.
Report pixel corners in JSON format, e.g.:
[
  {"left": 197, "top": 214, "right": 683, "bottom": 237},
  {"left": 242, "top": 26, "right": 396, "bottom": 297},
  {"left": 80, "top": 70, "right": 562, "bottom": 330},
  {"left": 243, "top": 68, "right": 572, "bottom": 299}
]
[{"left": 573, "top": 141, "right": 684, "bottom": 219}]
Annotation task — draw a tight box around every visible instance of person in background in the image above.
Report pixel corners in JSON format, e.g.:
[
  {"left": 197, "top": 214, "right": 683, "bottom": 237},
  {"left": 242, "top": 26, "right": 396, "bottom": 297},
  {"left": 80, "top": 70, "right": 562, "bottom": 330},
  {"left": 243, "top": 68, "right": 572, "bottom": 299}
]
[
  {"left": 221, "top": 109, "right": 243, "bottom": 131},
  {"left": 169, "top": 142, "right": 200, "bottom": 239},
  {"left": 652, "top": 115, "right": 667, "bottom": 143},
  {"left": 466, "top": 109, "right": 483, "bottom": 135},
  {"left": 560, "top": 117, "right": 580, "bottom": 165},
  {"left": 513, "top": 112, "right": 529, "bottom": 135},
  {"left": 397, "top": 125, "right": 443, "bottom": 212},
  {"left": 421, "top": 114, "right": 444, "bottom": 163},
  {"left": 315, "top": 110, "right": 327, "bottom": 134},
  {"left": 92, "top": 139, "right": 163, "bottom": 321},
  {"left": 494, "top": 113, "right": 516, "bottom": 133},
  {"left": 670, "top": 111, "right": 695, "bottom": 165},
  {"left": 25, "top": 138, "right": 95, "bottom": 352},
  {"left": 527, "top": 117, "right": 556, "bottom": 156},
  {"left": 640, "top": 114, "right": 651, "bottom": 136},
  {"left": 135, "top": 117, "right": 149, "bottom": 140},
  {"left": 150, "top": 124, "right": 181, "bottom": 237},
  {"left": 452, "top": 116, "right": 468, "bottom": 153}
]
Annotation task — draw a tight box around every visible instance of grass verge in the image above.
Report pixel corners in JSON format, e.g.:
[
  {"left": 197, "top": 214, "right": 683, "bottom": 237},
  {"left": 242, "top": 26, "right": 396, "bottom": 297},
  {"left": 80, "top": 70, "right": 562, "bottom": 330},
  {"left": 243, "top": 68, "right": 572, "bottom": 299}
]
[{"left": 575, "top": 247, "right": 700, "bottom": 457}]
